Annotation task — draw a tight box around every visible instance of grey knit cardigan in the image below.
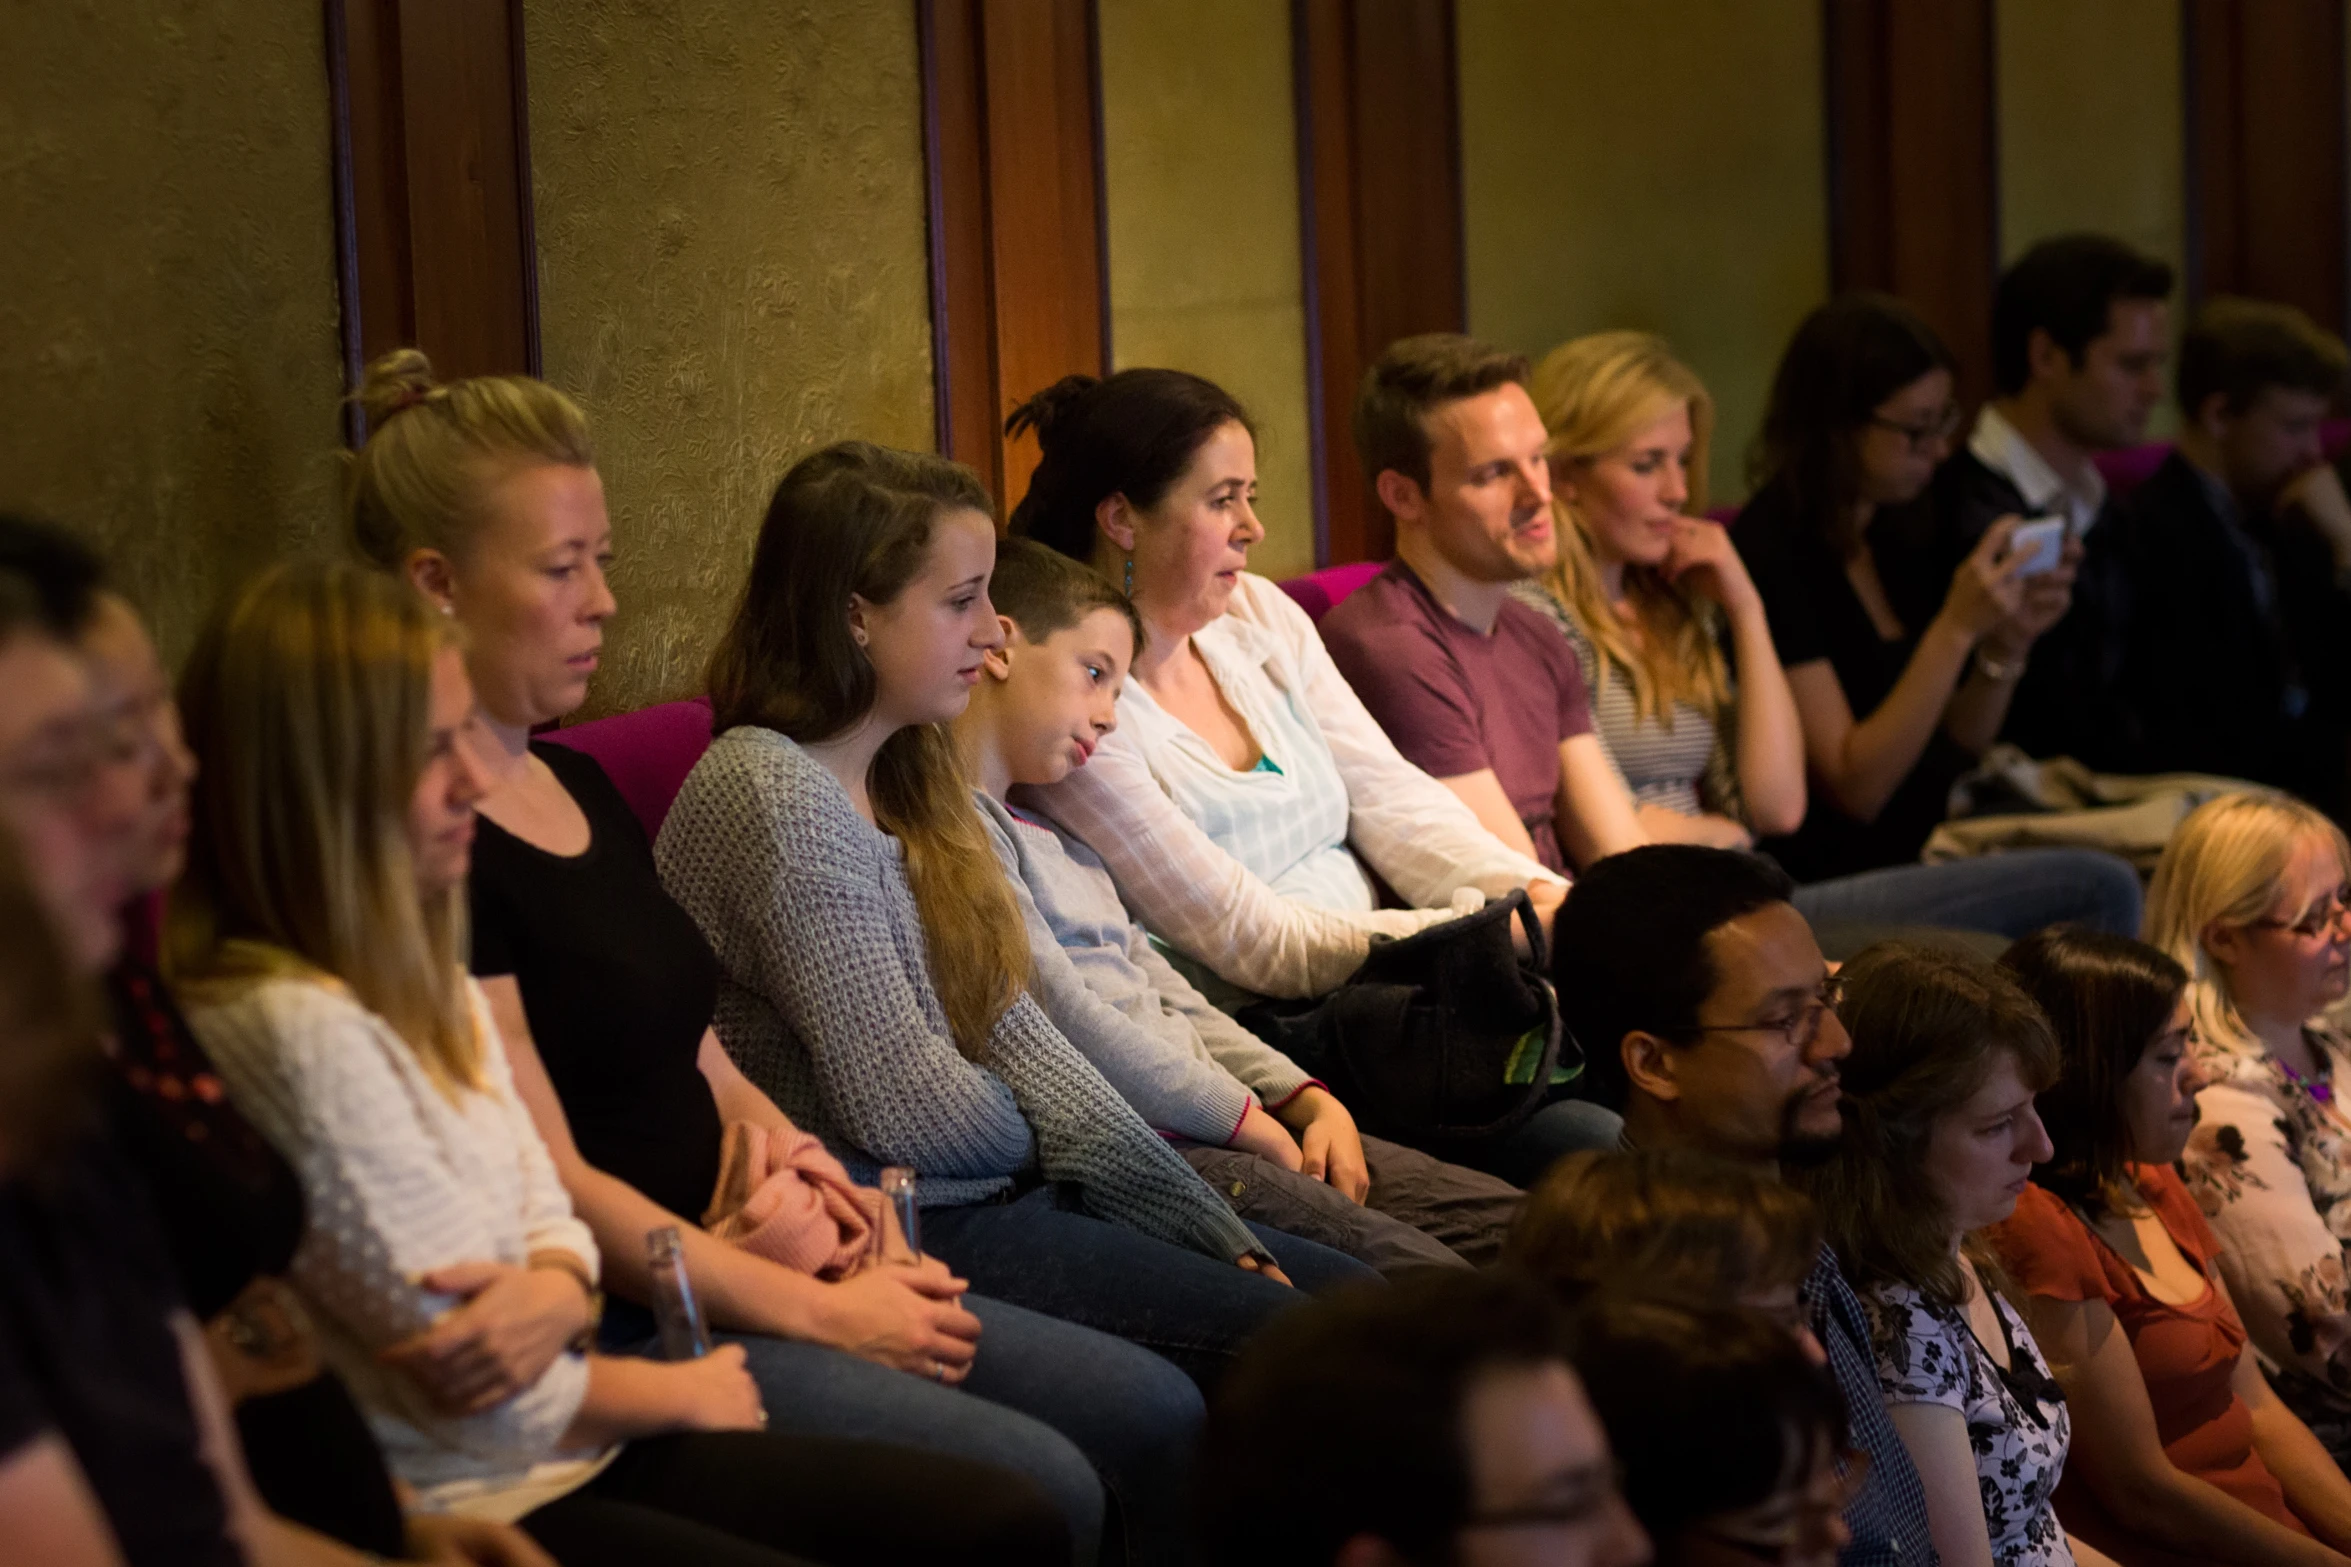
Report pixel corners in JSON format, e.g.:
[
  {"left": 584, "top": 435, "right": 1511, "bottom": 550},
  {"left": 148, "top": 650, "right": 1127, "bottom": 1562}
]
[{"left": 655, "top": 725, "right": 1263, "bottom": 1264}]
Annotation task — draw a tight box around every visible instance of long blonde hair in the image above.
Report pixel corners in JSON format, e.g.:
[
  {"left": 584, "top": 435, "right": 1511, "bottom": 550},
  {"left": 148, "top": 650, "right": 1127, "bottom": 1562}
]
[
  {"left": 346, "top": 347, "right": 593, "bottom": 570},
  {"left": 169, "top": 560, "right": 483, "bottom": 1094},
  {"left": 2145, "top": 791, "right": 2351, "bottom": 1061},
  {"left": 1530, "top": 332, "right": 1726, "bottom": 725},
  {"left": 708, "top": 442, "right": 1026, "bottom": 1058}
]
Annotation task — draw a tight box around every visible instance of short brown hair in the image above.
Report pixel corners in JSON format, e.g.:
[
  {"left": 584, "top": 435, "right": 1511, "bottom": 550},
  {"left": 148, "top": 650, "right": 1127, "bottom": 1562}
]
[
  {"left": 1507, "top": 1147, "right": 1822, "bottom": 1305},
  {"left": 987, "top": 535, "right": 1142, "bottom": 656},
  {"left": 1353, "top": 333, "right": 1529, "bottom": 497},
  {"left": 1794, "top": 942, "right": 2059, "bottom": 1306},
  {"left": 2178, "top": 298, "right": 2348, "bottom": 418}
]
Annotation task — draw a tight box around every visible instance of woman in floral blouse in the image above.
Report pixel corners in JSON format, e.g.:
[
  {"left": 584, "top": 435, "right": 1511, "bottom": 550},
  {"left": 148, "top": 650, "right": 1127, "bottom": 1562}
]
[
  {"left": 2151, "top": 792, "right": 2351, "bottom": 1463},
  {"left": 1793, "top": 943, "right": 2089, "bottom": 1567}
]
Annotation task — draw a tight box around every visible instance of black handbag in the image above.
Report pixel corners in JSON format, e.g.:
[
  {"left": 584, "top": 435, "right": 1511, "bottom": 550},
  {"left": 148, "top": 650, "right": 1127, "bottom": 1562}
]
[{"left": 1239, "top": 889, "right": 1573, "bottom": 1147}]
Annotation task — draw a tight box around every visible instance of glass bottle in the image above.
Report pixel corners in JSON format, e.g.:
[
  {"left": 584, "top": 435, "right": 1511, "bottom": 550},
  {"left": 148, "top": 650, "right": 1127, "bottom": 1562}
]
[{"left": 645, "top": 1225, "right": 710, "bottom": 1360}]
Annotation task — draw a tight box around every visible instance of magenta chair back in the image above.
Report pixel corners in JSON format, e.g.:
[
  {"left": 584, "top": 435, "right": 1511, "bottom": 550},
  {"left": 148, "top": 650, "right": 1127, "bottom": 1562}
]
[{"left": 541, "top": 697, "right": 716, "bottom": 841}]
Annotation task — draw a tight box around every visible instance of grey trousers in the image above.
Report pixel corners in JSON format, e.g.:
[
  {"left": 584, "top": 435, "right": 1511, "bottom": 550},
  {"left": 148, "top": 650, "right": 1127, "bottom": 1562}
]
[{"left": 1179, "top": 1134, "right": 1522, "bottom": 1277}]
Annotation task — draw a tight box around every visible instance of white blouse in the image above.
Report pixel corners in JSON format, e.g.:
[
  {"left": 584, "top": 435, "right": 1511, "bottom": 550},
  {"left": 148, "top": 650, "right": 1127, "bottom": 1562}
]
[{"left": 1025, "top": 571, "right": 1561, "bottom": 1002}]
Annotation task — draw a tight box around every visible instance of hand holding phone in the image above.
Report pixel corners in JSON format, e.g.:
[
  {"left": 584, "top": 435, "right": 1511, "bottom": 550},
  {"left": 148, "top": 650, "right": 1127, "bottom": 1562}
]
[{"left": 2006, "top": 516, "right": 2068, "bottom": 578}]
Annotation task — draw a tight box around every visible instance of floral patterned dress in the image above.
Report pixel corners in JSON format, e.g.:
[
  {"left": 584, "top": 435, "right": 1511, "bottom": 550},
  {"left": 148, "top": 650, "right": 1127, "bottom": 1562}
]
[
  {"left": 1864, "top": 1281, "right": 2075, "bottom": 1567},
  {"left": 2179, "top": 1022, "right": 2351, "bottom": 1458}
]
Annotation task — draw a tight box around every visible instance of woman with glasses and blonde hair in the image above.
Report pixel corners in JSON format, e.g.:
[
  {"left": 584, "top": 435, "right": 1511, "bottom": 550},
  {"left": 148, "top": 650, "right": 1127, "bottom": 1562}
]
[
  {"left": 2149, "top": 792, "right": 2351, "bottom": 1465},
  {"left": 169, "top": 560, "right": 1067, "bottom": 1566},
  {"left": 1729, "top": 300, "right": 2139, "bottom": 940},
  {"left": 1522, "top": 325, "right": 2140, "bottom": 941}
]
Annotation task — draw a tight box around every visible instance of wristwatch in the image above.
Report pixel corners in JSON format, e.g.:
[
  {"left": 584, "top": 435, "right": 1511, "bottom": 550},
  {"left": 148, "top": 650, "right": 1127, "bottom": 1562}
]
[{"left": 1974, "top": 644, "right": 2028, "bottom": 683}]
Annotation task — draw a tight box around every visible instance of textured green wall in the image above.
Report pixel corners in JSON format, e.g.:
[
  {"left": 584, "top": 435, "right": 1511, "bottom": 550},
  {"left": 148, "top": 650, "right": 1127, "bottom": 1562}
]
[
  {"left": 524, "top": 2, "right": 936, "bottom": 716},
  {"left": 1458, "top": 0, "right": 1829, "bottom": 509},
  {"left": 1098, "top": 0, "right": 1317, "bottom": 579},
  {"left": 0, "top": 0, "right": 346, "bottom": 665}
]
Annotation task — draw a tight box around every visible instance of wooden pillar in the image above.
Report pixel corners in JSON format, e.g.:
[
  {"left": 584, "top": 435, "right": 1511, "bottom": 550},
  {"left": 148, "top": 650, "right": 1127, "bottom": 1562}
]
[
  {"left": 326, "top": 0, "right": 541, "bottom": 444},
  {"left": 921, "top": 0, "right": 1109, "bottom": 510},
  {"left": 1294, "top": 0, "right": 1466, "bottom": 566},
  {"left": 2185, "top": 0, "right": 2348, "bottom": 334},
  {"left": 1823, "top": 0, "right": 1999, "bottom": 407}
]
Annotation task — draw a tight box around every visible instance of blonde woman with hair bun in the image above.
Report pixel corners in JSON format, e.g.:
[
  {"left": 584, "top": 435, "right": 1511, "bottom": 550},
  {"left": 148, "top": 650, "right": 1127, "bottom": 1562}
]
[{"left": 2150, "top": 790, "right": 2351, "bottom": 1465}]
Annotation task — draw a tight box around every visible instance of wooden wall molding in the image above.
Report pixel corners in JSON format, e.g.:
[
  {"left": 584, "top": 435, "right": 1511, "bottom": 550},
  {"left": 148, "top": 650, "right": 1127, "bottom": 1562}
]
[
  {"left": 921, "top": 0, "right": 1108, "bottom": 510},
  {"left": 1293, "top": 0, "right": 1466, "bottom": 566},
  {"left": 326, "top": 0, "right": 541, "bottom": 445},
  {"left": 1824, "top": 0, "right": 1999, "bottom": 408},
  {"left": 2185, "top": 0, "right": 2348, "bottom": 334}
]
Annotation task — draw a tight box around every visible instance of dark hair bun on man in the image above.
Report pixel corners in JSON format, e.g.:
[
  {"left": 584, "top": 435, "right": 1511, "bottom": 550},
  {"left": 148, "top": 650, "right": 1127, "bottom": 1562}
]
[{"left": 1005, "top": 368, "right": 1255, "bottom": 562}]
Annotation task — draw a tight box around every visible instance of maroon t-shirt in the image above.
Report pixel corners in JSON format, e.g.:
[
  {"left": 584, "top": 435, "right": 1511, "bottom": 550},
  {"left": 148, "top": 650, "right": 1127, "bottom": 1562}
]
[{"left": 1320, "top": 560, "right": 1592, "bottom": 874}]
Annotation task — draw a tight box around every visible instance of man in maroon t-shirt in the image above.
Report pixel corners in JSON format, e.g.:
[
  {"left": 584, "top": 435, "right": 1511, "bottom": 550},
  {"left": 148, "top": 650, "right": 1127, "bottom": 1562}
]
[{"left": 1321, "top": 335, "right": 1645, "bottom": 877}]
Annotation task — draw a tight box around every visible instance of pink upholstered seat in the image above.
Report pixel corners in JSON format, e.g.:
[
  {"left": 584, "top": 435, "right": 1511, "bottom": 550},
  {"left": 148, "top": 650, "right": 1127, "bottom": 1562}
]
[
  {"left": 1278, "top": 561, "right": 1387, "bottom": 623},
  {"left": 541, "top": 697, "right": 715, "bottom": 841}
]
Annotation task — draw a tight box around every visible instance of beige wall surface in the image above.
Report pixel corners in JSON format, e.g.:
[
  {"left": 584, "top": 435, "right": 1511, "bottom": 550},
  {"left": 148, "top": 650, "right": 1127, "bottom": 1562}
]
[
  {"left": 525, "top": 1, "right": 936, "bottom": 716},
  {"left": 1459, "top": 0, "right": 1829, "bottom": 509},
  {"left": 0, "top": 0, "right": 346, "bottom": 664},
  {"left": 1098, "top": 0, "right": 1317, "bottom": 578}
]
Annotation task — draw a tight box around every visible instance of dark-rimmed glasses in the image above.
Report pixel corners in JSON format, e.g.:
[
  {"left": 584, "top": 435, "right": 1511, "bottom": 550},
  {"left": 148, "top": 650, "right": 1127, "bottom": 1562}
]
[{"left": 1868, "top": 404, "right": 1962, "bottom": 452}]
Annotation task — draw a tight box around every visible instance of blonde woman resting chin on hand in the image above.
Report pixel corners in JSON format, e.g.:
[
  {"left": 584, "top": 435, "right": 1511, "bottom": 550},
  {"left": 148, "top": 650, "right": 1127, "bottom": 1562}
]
[{"left": 169, "top": 561, "right": 1068, "bottom": 1567}]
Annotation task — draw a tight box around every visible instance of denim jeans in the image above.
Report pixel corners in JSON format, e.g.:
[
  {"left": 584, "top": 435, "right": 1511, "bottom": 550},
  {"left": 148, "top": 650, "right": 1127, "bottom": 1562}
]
[
  {"left": 920, "top": 1185, "right": 1372, "bottom": 1393},
  {"left": 1789, "top": 848, "right": 2142, "bottom": 943},
  {"left": 1179, "top": 1133, "right": 1522, "bottom": 1275},
  {"left": 605, "top": 1291, "right": 1197, "bottom": 1567}
]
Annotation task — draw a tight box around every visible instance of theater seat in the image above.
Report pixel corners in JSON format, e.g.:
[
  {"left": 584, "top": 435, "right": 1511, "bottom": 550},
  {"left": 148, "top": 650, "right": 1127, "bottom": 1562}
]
[
  {"left": 1278, "top": 561, "right": 1386, "bottom": 623},
  {"left": 2093, "top": 421, "right": 2351, "bottom": 502},
  {"left": 542, "top": 696, "right": 715, "bottom": 840}
]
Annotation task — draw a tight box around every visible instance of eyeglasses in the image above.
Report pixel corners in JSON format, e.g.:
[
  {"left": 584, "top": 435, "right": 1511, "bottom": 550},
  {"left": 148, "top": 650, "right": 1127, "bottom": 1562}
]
[
  {"left": 2249, "top": 886, "right": 2351, "bottom": 941},
  {"left": 1868, "top": 404, "right": 1962, "bottom": 452},
  {"left": 1691, "top": 1447, "right": 1869, "bottom": 1565},
  {"left": 1692, "top": 974, "right": 1847, "bottom": 1053}
]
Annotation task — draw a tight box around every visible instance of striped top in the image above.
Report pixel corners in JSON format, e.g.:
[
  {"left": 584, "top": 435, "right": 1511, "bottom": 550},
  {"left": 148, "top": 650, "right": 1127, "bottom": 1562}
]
[
  {"left": 1027, "top": 572, "right": 1558, "bottom": 1006},
  {"left": 1510, "top": 582, "right": 1738, "bottom": 824}
]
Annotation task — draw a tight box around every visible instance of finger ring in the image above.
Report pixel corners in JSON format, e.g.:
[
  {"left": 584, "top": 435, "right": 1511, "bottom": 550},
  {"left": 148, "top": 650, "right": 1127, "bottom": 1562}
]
[
  {"left": 931, "top": 1359, "right": 947, "bottom": 1382},
  {"left": 755, "top": 1404, "right": 769, "bottom": 1428}
]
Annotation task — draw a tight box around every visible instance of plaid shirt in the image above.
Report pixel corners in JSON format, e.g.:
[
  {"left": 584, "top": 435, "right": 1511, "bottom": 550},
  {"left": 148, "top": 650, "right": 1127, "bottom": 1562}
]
[{"left": 1808, "top": 1248, "right": 1940, "bottom": 1566}]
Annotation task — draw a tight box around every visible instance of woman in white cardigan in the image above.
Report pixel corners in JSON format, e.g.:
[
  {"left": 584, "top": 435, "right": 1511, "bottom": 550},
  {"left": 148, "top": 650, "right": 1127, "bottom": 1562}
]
[
  {"left": 1007, "top": 370, "right": 1615, "bottom": 1182},
  {"left": 168, "top": 561, "right": 1066, "bottom": 1566}
]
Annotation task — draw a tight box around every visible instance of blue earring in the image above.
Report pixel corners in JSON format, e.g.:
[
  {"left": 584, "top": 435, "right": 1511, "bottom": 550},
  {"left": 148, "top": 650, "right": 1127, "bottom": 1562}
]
[{"left": 1123, "top": 555, "right": 1134, "bottom": 598}]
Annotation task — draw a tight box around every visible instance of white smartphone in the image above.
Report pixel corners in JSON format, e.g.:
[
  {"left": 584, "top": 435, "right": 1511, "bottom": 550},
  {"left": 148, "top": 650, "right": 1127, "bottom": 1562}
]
[{"left": 2007, "top": 516, "right": 2067, "bottom": 577}]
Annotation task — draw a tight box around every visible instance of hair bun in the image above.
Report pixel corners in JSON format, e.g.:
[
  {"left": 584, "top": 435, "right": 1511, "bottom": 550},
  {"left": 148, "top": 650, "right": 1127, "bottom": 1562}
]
[
  {"left": 1003, "top": 374, "right": 1102, "bottom": 451},
  {"left": 354, "top": 347, "right": 443, "bottom": 428}
]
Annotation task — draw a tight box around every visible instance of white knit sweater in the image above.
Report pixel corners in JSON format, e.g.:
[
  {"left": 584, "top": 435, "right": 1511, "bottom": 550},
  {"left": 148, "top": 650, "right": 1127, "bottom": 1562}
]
[{"left": 188, "top": 973, "right": 606, "bottom": 1508}]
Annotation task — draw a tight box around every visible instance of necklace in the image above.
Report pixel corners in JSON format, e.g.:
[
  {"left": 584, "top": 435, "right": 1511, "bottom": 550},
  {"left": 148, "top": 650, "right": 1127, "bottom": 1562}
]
[{"left": 2276, "top": 1052, "right": 2334, "bottom": 1105}]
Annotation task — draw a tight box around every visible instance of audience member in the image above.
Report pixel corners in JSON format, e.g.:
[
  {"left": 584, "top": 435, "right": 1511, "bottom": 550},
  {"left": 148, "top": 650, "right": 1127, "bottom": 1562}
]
[
  {"left": 1510, "top": 331, "right": 1804, "bottom": 851},
  {"left": 1507, "top": 1147, "right": 1824, "bottom": 1358},
  {"left": 346, "top": 353, "right": 1196, "bottom": 1563},
  {"left": 1916, "top": 236, "right": 2173, "bottom": 772},
  {"left": 171, "top": 559, "right": 1068, "bottom": 1566},
  {"left": 1197, "top": 1268, "right": 1650, "bottom": 1567},
  {"left": 1005, "top": 368, "right": 1568, "bottom": 1006},
  {"left": 658, "top": 441, "right": 1370, "bottom": 1393},
  {"left": 1996, "top": 927, "right": 2351, "bottom": 1567},
  {"left": 956, "top": 534, "right": 1521, "bottom": 1275},
  {"left": 2148, "top": 792, "right": 2351, "bottom": 1464},
  {"left": 1795, "top": 943, "right": 2080, "bottom": 1567},
  {"left": 1569, "top": 1293, "right": 1853, "bottom": 1567},
  {"left": 1549, "top": 844, "right": 1935, "bottom": 1567},
  {"left": 1735, "top": 295, "right": 2142, "bottom": 935},
  {"left": 2123, "top": 302, "right": 2351, "bottom": 810},
  {"left": 1318, "top": 333, "right": 1643, "bottom": 872}
]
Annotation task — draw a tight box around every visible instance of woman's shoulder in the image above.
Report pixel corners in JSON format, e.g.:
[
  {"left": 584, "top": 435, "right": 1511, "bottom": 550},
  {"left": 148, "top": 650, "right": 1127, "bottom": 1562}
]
[
  {"left": 1986, "top": 1183, "right": 2112, "bottom": 1302},
  {"left": 1217, "top": 572, "right": 1317, "bottom": 664},
  {"left": 2136, "top": 1163, "right": 2225, "bottom": 1265},
  {"left": 676, "top": 727, "right": 859, "bottom": 836},
  {"left": 1862, "top": 1281, "right": 1972, "bottom": 1400}
]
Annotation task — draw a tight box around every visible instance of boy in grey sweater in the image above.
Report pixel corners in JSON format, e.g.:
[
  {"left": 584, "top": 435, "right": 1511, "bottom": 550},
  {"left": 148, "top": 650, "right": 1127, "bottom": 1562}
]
[{"left": 958, "top": 540, "right": 1521, "bottom": 1273}]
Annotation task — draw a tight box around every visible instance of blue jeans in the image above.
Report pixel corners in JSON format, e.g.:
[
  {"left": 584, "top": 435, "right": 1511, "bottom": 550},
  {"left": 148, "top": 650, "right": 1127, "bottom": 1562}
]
[
  {"left": 920, "top": 1185, "right": 1373, "bottom": 1392},
  {"left": 605, "top": 1293, "right": 1195, "bottom": 1567},
  {"left": 1446, "top": 1096, "right": 1624, "bottom": 1189},
  {"left": 1789, "top": 849, "right": 2142, "bottom": 943}
]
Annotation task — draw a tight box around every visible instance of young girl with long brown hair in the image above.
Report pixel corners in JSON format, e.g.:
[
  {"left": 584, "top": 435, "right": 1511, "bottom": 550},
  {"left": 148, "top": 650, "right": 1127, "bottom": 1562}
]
[{"left": 655, "top": 442, "right": 1365, "bottom": 1402}]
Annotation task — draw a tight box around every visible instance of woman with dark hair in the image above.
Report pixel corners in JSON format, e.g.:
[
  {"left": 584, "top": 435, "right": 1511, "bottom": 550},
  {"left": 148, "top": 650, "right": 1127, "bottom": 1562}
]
[
  {"left": 1571, "top": 1294, "right": 1853, "bottom": 1567},
  {"left": 655, "top": 441, "right": 1371, "bottom": 1555},
  {"left": 1994, "top": 927, "right": 2351, "bottom": 1567},
  {"left": 1734, "top": 298, "right": 2140, "bottom": 934},
  {"left": 1795, "top": 944, "right": 2079, "bottom": 1567}
]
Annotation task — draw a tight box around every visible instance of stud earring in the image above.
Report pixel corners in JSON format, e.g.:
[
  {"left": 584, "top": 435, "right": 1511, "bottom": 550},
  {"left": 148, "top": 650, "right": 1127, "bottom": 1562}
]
[{"left": 1123, "top": 555, "right": 1134, "bottom": 598}]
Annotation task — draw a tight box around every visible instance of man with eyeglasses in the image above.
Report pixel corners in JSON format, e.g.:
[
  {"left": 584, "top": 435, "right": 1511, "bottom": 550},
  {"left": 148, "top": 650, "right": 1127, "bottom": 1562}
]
[
  {"left": 1551, "top": 843, "right": 1937, "bottom": 1567},
  {"left": 1910, "top": 234, "right": 2174, "bottom": 773},
  {"left": 1198, "top": 1268, "right": 1651, "bottom": 1567}
]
